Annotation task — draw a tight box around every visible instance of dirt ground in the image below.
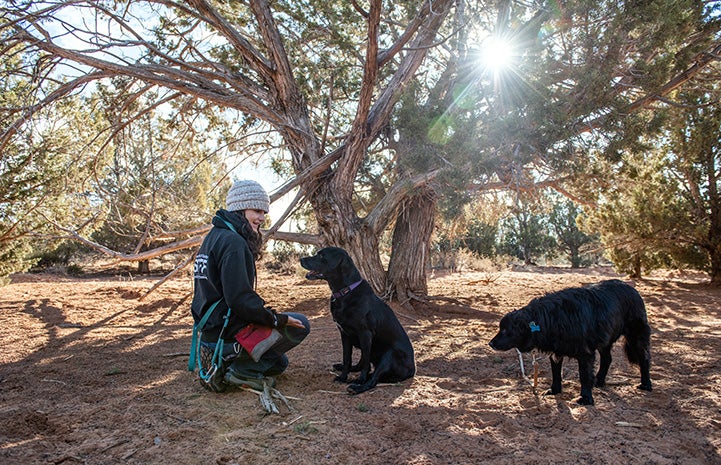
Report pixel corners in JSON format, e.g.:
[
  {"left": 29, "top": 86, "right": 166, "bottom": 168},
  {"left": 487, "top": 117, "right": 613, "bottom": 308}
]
[{"left": 1, "top": 263, "right": 720, "bottom": 465}]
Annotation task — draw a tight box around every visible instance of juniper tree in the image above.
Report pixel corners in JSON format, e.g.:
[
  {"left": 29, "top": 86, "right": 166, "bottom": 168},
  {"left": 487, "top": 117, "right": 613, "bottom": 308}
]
[{"left": 2, "top": 0, "right": 720, "bottom": 297}]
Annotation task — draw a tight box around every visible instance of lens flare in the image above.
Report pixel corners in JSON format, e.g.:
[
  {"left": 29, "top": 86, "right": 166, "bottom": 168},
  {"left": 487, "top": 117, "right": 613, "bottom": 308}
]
[{"left": 481, "top": 37, "right": 515, "bottom": 72}]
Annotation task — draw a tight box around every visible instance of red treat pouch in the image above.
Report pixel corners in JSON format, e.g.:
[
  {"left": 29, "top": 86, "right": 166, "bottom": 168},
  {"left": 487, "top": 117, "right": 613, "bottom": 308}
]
[{"left": 234, "top": 324, "right": 282, "bottom": 362}]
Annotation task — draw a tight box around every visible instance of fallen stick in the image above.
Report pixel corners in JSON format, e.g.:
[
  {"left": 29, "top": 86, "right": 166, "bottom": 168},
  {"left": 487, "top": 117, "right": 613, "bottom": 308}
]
[
  {"left": 162, "top": 352, "right": 188, "bottom": 357},
  {"left": 241, "top": 382, "right": 296, "bottom": 414},
  {"left": 42, "top": 378, "right": 67, "bottom": 386},
  {"left": 615, "top": 421, "right": 645, "bottom": 428},
  {"left": 100, "top": 439, "right": 130, "bottom": 452}
]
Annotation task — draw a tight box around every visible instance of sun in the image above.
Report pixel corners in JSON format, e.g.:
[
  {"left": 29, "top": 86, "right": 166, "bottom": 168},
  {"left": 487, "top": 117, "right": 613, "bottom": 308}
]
[{"left": 479, "top": 37, "right": 516, "bottom": 72}]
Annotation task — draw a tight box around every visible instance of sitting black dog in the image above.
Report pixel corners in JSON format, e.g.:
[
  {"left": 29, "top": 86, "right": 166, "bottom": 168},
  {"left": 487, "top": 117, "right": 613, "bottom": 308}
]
[
  {"left": 300, "top": 247, "right": 415, "bottom": 394},
  {"left": 489, "top": 279, "right": 652, "bottom": 405}
]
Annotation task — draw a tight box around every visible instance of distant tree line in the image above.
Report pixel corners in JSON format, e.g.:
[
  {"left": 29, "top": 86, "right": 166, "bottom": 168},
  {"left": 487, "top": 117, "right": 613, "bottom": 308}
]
[{"left": 430, "top": 191, "right": 599, "bottom": 270}]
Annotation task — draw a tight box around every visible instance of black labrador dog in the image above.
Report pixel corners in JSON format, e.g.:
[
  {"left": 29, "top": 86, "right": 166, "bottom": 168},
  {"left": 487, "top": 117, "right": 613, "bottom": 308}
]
[
  {"left": 300, "top": 247, "right": 415, "bottom": 394},
  {"left": 489, "top": 279, "right": 652, "bottom": 405}
]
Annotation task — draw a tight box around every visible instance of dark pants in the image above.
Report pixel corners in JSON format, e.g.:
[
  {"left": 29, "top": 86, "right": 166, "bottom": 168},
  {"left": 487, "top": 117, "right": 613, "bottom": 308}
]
[{"left": 202, "top": 313, "right": 310, "bottom": 379}]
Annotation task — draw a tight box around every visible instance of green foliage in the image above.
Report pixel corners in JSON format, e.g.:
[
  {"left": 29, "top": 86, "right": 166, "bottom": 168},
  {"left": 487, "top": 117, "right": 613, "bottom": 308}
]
[
  {"left": 0, "top": 238, "right": 33, "bottom": 284},
  {"left": 266, "top": 241, "right": 312, "bottom": 274},
  {"left": 30, "top": 241, "right": 84, "bottom": 269},
  {"left": 1, "top": 68, "right": 227, "bottom": 276},
  {"left": 65, "top": 264, "right": 85, "bottom": 276},
  {"left": 580, "top": 81, "right": 721, "bottom": 281},
  {"left": 431, "top": 192, "right": 602, "bottom": 269},
  {"left": 579, "top": 150, "right": 675, "bottom": 277},
  {"left": 548, "top": 198, "right": 598, "bottom": 268},
  {"left": 390, "top": 0, "right": 716, "bottom": 243},
  {"left": 1, "top": 63, "right": 100, "bottom": 278},
  {"left": 85, "top": 87, "right": 227, "bottom": 255},
  {"left": 498, "top": 210, "right": 556, "bottom": 266},
  {"left": 1, "top": 0, "right": 720, "bottom": 287},
  {"left": 461, "top": 219, "right": 498, "bottom": 258}
]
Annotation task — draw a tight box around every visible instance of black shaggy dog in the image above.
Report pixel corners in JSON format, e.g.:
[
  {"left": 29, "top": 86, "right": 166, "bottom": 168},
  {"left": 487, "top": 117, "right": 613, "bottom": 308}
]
[
  {"left": 300, "top": 247, "right": 415, "bottom": 394},
  {"left": 489, "top": 279, "right": 652, "bottom": 405}
]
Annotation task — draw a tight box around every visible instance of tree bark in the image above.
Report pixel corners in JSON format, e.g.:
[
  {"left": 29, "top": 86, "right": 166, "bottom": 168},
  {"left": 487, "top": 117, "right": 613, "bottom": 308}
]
[
  {"left": 630, "top": 254, "right": 642, "bottom": 279},
  {"left": 710, "top": 251, "right": 721, "bottom": 286},
  {"left": 705, "top": 141, "right": 721, "bottom": 286},
  {"left": 310, "top": 178, "right": 387, "bottom": 293},
  {"left": 570, "top": 246, "right": 581, "bottom": 268},
  {"left": 137, "top": 260, "right": 150, "bottom": 274},
  {"left": 386, "top": 188, "right": 436, "bottom": 303}
]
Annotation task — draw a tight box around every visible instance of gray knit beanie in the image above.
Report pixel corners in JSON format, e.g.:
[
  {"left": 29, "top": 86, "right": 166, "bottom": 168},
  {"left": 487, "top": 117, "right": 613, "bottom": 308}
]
[{"left": 226, "top": 180, "right": 270, "bottom": 213}]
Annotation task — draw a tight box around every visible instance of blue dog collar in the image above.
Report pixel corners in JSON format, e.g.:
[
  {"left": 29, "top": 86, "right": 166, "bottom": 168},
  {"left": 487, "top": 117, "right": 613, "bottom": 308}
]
[{"left": 529, "top": 321, "right": 541, "bottom": 332}]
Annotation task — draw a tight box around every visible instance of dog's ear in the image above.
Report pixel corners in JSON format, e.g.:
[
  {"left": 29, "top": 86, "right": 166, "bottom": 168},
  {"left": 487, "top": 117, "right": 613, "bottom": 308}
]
[
  {"left": 338, "top": 251, "right": 363, "bottom": 281},
  {"left": 506, "top": 309, "right": 535, "bottom": 345},
  {"left": 509, "top": 311, "right": 531, "bottom": 334},
  {"left": 338, "top": 252, "right": 354, "bottom": 274},
  {"left": 321, "top": 249, "right": 339, "bottom": 269}
]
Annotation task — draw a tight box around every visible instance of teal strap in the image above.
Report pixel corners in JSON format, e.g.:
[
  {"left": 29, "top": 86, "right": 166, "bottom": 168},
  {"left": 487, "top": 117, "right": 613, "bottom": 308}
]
[
  {"left": 195, "top": 306, "right": 232, "bottom": 381},
  {"left": 218, "top": 216, "right": 238, "bottom": 234},
  {"left": 188, "top": 216, "right": 239, "bottom": 375},
  {"left": 188, "top": 299, "right": 221, "bottom": 372}
]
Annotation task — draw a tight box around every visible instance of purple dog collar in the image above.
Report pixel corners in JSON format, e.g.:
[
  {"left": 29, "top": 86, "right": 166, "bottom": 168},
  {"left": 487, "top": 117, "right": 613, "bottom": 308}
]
[{"left": 332, "top": 280, "right": 363, "bottom": 299}]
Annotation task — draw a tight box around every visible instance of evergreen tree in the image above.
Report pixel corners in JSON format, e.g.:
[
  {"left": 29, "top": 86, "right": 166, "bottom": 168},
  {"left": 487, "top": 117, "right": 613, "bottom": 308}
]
[
  {"left": 664, "top": 86, "right": 721, "bottom": 283},
  {"left": 579, "top": 150, "right": 684, "bottom": 278},
  {"left": 498, "top": 195, "right": 555, "bottom": 265},
  {"left": 582, "top": 81, "right": 721, "bottom": 283},
  {"left": 87, "top": 85, "right": 226, "bottom": 263},
  {"left": 548, "top": 198, "right": 597, "bottom": 268},
  {"left": 1, "top": 50, "right": 102, "bottom": 277},
  {"left": 462, "top": 218, "right": 498, "bottom": 259}
]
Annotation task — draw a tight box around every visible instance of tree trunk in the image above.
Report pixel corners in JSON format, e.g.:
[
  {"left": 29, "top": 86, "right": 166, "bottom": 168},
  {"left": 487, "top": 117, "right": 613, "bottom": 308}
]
[
  {"left": 352, "top": 226, "right": 387, "bottom": 293},
  {"left": 386, "top": 189, "right": 436, "bottom": 303},
  {"left": 706, "top": 148, "right": 721, "bottom": 287},
  {"left": 570, "top": 246, "right": 581, "bottom": 268},
  {"left": 630, "top": 254, "right": 642, "bottom": 279},
  {"left": 137, "top": 260, "right": 150, "bottom": 274},
  {"left": 310, "top": 180, "right": 387, "bottom": 294},
  {"left": 710, "top": 249, "right": 721, "bottom": 286}
]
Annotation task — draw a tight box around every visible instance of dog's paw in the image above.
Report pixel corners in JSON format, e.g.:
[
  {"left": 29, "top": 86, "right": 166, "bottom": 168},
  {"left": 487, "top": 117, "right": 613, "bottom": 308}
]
[
  {"left": 544, "top": 388, "right": 561, "bottom": 396},
  {"left": 332, "top": 363, "right": 344, "bottom": 372},
  {"left": 637, "top": 382, "right": 652, "bottom": 392},
  {"left": 347, "top": 383, "right": 372, "bottom": 395},
  {"left": 576, "top": 396, "right": 595, "bottom": 406},
  {"left": 333, "top": 374, "right": 349, "bottom": 383}
]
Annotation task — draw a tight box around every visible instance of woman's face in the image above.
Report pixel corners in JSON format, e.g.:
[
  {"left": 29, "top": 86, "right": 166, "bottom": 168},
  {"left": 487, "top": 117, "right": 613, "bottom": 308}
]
[{"left": 243, "top": 209, "right": 266, "bottom": 231}]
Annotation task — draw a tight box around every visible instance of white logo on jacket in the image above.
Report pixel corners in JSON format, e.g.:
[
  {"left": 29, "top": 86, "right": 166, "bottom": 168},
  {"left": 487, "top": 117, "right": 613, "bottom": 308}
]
[{"left": 194, "top": 254, "right": 209, "bottom": 279}]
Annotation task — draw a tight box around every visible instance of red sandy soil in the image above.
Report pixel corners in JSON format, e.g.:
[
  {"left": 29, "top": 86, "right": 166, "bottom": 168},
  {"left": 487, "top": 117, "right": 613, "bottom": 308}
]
[{"left": 1, "top": 265, "right": 720, "bottom": 465}]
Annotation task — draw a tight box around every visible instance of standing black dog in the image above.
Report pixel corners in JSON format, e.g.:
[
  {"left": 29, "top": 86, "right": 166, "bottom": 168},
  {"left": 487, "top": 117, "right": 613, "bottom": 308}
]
[
  {"left": 489, "top": 279, "right": 652, "bottom": 405},
  {"left": 300, "top": 247, "right": 415, "bottom": 394}
]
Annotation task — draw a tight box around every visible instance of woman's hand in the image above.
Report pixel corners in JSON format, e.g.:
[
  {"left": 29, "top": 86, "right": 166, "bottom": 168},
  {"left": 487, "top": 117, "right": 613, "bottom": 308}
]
[{"left": 286, "top": 315, "right": 305, "bottom": 328}]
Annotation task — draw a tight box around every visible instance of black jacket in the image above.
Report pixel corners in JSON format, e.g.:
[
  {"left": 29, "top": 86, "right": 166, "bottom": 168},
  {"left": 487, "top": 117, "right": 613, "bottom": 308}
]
[{"left": 191, "top": 209, "right": 287, "bottom": 341}]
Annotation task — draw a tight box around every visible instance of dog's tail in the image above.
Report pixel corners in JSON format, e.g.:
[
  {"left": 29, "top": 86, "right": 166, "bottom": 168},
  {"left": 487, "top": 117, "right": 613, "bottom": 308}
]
[
  {"left": 624, "top": 318, "right": 651, "bottom": 365},
  {"left": 618, "top": 287, "right": 651, "bottom": 366}
]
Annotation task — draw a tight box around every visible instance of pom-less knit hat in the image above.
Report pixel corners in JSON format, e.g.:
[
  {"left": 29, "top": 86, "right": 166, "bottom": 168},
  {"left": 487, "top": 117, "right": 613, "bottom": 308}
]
[{"left": 226, "top": 180, "right": 270, "bottom": 213}]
